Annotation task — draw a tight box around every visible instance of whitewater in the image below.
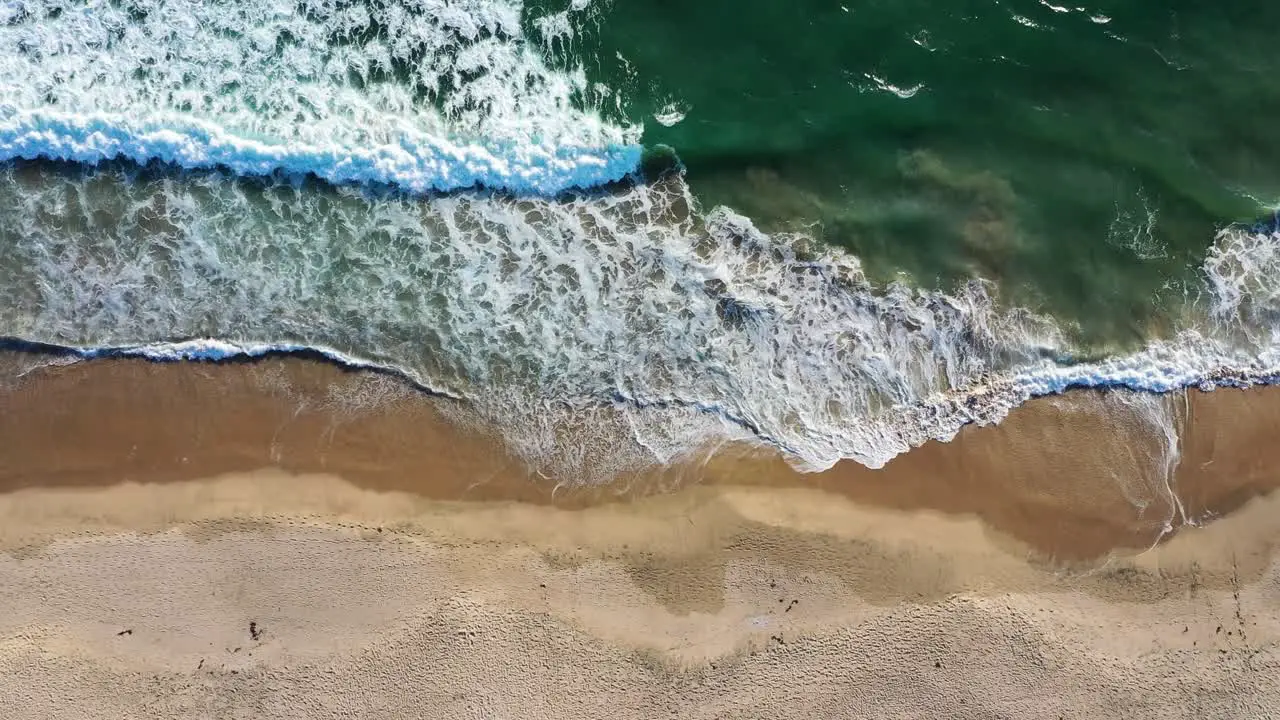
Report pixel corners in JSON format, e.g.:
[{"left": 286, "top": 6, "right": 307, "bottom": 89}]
[
  {"left": 0, "top": 0, "right": 639, "bottom": 194},
  {"left": 3, "top": 0, "right": 1280, "bottom": 480}
]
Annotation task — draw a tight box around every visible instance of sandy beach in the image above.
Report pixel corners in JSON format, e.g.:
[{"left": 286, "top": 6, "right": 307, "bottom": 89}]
[{"left": 3, "top": 354, "right": 1280, "bottom": 718}]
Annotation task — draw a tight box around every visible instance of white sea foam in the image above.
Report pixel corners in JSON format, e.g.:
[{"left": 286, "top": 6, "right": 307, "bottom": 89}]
[
  {"left": 9, "top": 158, "right": 1280, "bottom": 479},
  {"left": 0, "top": 0, "right": 639, "bottom": 193},
  {"left": 0, "top": 164, "right": 1057, "bottom": 473},
  {"left": 1203, "top": 219, "right": 1280, "bottom": 337},
  {"left": 2, "top": 163, "right": 1279, "bottom": 477},
  {"left": 653, "top": 101, "right": 690, "bottom": 127},
  {"left": 862, "top": 73, "right": 924, "bottom": 99}
]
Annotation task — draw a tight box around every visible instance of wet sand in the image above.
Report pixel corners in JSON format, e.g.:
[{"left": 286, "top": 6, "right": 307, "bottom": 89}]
[{"left": 3, "top": 354, "right": 1280, "bottom": 718}]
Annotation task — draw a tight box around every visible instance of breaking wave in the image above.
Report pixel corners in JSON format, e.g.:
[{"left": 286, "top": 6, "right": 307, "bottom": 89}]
[
  {"left": 0, "top": 0, "right": 639, "bottom": 194},
  {"left": 2, "top": 161, "right": 1279, "bottom": 479}
]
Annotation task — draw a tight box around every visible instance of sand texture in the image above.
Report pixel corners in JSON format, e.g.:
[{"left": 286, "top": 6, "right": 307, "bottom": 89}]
[{"left": 3, "top": 356, "right": 1280, "bottom": 718}]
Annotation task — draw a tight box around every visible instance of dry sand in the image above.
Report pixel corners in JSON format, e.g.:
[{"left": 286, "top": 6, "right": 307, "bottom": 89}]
[{"left": 2, "top": 355, "right": 1280, "bottom": 718}]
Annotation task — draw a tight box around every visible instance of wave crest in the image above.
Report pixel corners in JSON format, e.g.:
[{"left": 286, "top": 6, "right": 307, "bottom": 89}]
[{"left": 0, "top": 0, "right": 638, "bottom": 193}]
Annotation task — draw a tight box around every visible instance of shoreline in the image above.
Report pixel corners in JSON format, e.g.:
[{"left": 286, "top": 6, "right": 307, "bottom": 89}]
[
  {"left": 2, "top": 352, "right": 1279, "bottom": 562},
  {"left": 4, "top": 353, "right": 1280, "bottom": 716},
  {"left": 9, "top": 318, "right": 1280, "bottom": 479}
]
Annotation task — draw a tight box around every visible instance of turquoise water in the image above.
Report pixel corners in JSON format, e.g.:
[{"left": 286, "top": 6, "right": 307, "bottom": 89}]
[
  {"left": 563, "top": 0, "right": 1280, "bottom": 345},
  {"left": 2, "top": 0, "right": 1280, "bottom": 478}
]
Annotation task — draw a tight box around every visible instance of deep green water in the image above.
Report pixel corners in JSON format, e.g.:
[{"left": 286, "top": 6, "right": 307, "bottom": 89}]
[{"left": 544, "top": 0, "right": 1280, "bottom": 347}]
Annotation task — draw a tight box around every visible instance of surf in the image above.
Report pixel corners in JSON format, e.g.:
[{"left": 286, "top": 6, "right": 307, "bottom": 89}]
[
  {"left": 0, "top": 0, "right": 639, "bottom": 194},
  {"left": 4, "top": 0, "right": 1280, "bottom": 482},
  {"left": 3, "top": 158, "right": 1280, "bottom": 480}
]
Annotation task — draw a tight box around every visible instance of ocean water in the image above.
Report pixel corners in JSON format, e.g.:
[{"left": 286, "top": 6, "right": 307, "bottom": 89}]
[
  {"left": 1, "top": 0, "right": 1278, "bottom": 480},
  {"left": 581, "top": 0, "right": 1280, "bottom": 344}
]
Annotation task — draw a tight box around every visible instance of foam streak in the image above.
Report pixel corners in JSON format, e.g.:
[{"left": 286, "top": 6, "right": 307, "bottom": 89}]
[{"left": 0, "top": 111, "right": 641, "bottom": 195}]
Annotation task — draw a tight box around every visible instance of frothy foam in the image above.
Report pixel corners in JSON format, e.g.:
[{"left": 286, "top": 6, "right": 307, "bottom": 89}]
[
  {"left": 0, "top": 0, "right": 639, "bottom": 193},
  {"left": 2, "top": 162, "right": 1279, "bottom": 478},
  {"left": 0, "top": 163, "right": 1060, "bottom": 474}
]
